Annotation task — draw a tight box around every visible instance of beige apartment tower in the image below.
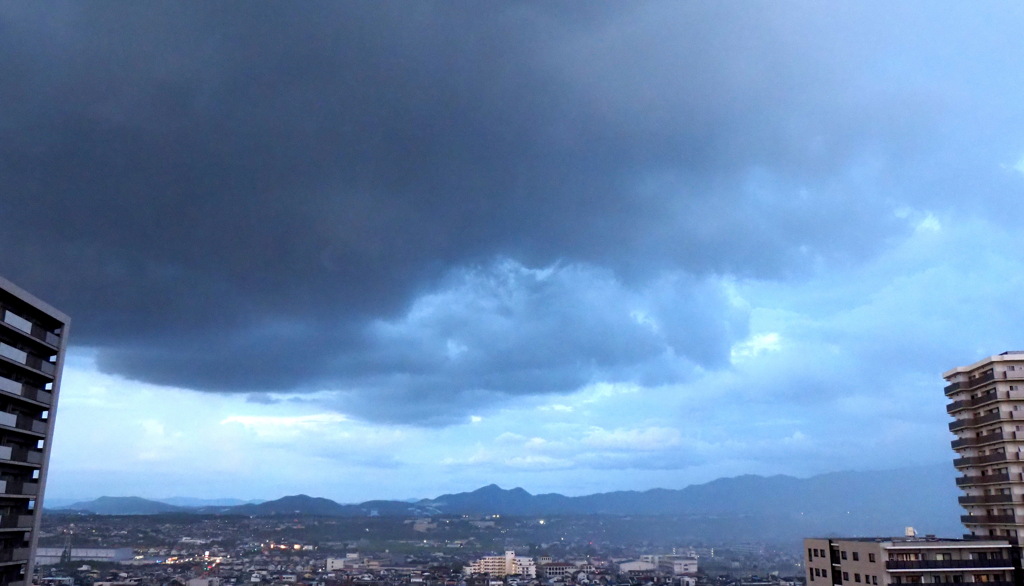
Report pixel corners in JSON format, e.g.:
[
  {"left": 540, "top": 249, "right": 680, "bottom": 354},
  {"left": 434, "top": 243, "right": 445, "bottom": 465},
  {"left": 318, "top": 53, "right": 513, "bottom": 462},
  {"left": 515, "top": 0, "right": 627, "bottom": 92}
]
[
  {"left": 945, "top": 351, "right": 1024, "bottom": 542},
  {"left": 0, "top": 276, "right": 69, "bottom": 586}
]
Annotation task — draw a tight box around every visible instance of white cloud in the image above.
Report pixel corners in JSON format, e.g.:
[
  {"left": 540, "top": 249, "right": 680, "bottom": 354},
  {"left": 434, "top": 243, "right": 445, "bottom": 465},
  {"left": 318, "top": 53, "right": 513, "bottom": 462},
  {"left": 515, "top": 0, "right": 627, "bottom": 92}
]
[{"left": 730, "top": 332, "right": 782, "bottom": 362}]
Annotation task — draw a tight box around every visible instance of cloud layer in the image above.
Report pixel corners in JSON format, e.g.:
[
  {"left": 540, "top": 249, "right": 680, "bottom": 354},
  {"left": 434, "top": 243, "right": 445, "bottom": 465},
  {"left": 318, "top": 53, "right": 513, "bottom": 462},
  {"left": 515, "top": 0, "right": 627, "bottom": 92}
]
[{"left": 3, "top": 2, "right": 1024, "bottom": 428}]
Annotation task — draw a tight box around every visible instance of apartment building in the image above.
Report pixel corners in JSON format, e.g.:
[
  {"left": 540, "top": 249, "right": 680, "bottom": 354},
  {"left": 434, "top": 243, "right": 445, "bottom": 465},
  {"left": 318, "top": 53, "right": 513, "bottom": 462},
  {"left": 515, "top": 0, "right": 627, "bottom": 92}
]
[
  {"left": 0, "top": 276, "right": 69, "bottom": 586},
  {"left": 805, "top": 537, "right": 1016, "bottom": 586},
  {"left": 464, "top": 551, "right": 536, "bottom": 578},
  {"left": 944, "top": 352, "right": 1024, "bottom": 541}
]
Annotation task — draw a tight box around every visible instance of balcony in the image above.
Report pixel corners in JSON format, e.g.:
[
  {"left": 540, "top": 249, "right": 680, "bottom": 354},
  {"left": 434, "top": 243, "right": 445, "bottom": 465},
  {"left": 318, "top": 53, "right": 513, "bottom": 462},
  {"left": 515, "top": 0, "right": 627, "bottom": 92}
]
[
  {"left": 0, "top": 480, "right": 38, "bottom": 497},
  {"left": 0, "top": 310, "right": 59, "bottom": 349},
  {"left": 949, "top": 412, "right": 1023, "bottom": 432},
  {"left": 948, "top": 390, "right": 1024, "bottom": 414},
  {"left": 0, "top": 344, "right": 55, "bottom": 378},
  {"left": 959, "top": 494, "right": 1017, "bottom": 505},
  {"left": 945, "top": 372, "right": 997, "bottom": 395},
  {"left": 950, "top": 418, "right": 971, "bottom": 432},
  {"left": 0, "top": 547, "right": 30, "bottom": 564},
  {"left": 977, "top": 452, "right": 1018, "bottom": 466},
  {"left": 0, "top": 376, "right": 52, "bottom": 406},
  {"left": 971, "top": 372, "right": 998, "bottom": 388},
  {"left": 977, "top": 411, "right": 1012, "bottom": 426},
  {"left": 956, "top": 472, "right": 1012, "bottom": 487},
  {"left": 953, "top": 456, "right": 980, "bottom": 468},
  {"left": 0, "top": 515, "right": 34, "bottom": 529},
  {"left": 952, "top": 430, "right": 1008, "bottom": 450},
  {"left": 885, "top": 558, "right": 1014, "bottom": 570},
  {"left": 0, "top": 413, "right": 47, "bottom": 436},
  {"left": 961, "top": 514, "right": 1017, "bottom": 524},
  {"left": 948, "top": 399, "right": 969, "bottom": 414}
]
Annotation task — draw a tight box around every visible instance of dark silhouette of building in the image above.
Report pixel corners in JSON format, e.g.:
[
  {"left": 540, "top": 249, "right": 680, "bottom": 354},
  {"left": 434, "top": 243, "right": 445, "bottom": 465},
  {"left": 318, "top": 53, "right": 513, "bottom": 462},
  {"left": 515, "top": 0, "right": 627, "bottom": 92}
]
[{"left": 0, "top": 276, "right": 69, "bottom": 586}]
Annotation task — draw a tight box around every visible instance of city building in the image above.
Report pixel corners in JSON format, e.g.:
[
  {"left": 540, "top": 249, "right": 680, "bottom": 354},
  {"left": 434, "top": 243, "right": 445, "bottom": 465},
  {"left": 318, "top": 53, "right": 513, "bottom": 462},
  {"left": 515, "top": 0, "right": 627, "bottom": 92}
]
[
  {"left": 658, "top": 556, "right": 699, "bottom": 575},
  {"left": 34, "top": 548, "right": 134, "bottom": 566},
  {"left": 464, "top": 551, "right": 536, "bottom": 578},
  {"left": 805, "top": 536, "right": 1016, "bottom": 586},
  {"left": 0, "top": 276, "right": 69, "bottom": 586},
  {"left": 944, "top": 351, "right": 1024, "bottom": 541}
]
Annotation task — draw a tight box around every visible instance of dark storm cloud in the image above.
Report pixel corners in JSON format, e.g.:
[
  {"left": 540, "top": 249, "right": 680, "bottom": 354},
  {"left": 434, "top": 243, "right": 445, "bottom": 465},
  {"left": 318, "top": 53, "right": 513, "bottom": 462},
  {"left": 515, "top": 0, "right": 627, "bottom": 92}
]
[{"left": 3, "top": 2, "right": 1023, "bottom": 422}]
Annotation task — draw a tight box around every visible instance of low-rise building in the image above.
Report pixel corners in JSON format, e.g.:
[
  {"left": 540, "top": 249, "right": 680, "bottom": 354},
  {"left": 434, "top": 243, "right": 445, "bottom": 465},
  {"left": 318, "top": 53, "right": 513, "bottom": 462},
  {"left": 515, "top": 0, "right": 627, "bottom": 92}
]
[{"left": 658, "top": 557, "right": 698, "bottom": 576}]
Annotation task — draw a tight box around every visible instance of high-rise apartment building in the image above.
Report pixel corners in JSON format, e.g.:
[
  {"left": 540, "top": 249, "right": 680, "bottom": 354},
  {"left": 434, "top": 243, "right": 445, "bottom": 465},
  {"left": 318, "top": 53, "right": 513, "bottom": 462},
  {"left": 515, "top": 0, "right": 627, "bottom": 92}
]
[
  {"left": 944, "top": 352, "right": 1024, "bottom": 542},
  {"left": 0, "top": 276, "right": 69, "bottom": 586}
]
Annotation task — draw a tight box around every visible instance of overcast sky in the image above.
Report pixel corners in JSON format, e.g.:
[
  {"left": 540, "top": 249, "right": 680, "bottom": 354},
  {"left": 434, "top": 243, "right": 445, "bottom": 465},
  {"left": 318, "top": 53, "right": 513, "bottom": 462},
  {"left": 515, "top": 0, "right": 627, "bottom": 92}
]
[{"left": 3, "top": 2, "right": 1024, "bottom": 502}]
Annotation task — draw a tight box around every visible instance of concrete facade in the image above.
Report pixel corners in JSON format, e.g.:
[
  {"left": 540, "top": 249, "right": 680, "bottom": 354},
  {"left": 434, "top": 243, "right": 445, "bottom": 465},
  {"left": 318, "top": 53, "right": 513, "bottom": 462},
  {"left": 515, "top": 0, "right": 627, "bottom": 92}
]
[{"left": 0, "top": 276, "right": 69, "bottom": 586}]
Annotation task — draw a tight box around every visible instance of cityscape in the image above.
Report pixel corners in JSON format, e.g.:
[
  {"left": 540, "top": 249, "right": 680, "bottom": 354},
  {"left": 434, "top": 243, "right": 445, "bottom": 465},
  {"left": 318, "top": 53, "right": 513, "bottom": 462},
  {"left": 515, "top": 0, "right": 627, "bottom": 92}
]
[{"left": 3, "top": 4, "right": 1024, "bottom": 586}]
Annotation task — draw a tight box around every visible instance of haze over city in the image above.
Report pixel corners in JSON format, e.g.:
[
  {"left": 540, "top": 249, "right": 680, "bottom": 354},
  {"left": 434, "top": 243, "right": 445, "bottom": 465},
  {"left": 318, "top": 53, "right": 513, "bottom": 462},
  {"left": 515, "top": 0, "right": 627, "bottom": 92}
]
[{"left": 2, "top": 2, "right": 1024, "bottom": 503}]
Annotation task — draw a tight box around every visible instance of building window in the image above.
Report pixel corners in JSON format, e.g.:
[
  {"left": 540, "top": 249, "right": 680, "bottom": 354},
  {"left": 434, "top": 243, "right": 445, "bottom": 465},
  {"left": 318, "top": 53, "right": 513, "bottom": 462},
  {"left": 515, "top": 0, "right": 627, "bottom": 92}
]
[
  {"left": 854, "top": 574, "right": 860, "bottom": 583},
  {"left": 872, "top": 577, "right": 877, "bottom": 585},
  {"left": 809, "top": 549, "right": 814, "bottom": 561},
  {"left": 853, "top": 552, "right": 860, "bottom": 561},
  {"left": 843, "top": 573, "right": 849, "bottom": 581},
  {"left": 869, "top": 553, "right": 876, "bottom": 563},
  {"left": 842, "top": 551, "right": 848, "bottom": 560}
]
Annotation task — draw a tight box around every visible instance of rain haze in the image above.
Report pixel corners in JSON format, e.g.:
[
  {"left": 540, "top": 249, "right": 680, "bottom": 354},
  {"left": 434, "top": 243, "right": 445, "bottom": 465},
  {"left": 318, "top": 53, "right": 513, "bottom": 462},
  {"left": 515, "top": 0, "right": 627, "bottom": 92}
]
[{"left": 2, "top": 2, "right": 1024, "bottom": 502}]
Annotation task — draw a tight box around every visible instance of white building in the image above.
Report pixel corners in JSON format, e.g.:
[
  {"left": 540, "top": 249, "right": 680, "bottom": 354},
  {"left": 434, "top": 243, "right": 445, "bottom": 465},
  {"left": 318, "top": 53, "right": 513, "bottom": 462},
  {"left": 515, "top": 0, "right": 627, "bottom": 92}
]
[
  {"left": 618, "top": 560, "right": 656, "bottom": 574},
  {"left": 659, "top": 557, "right": 698, "bottom": 575},
  {"left": 465, "top": 551, "right": 536, "bottom": 578}
]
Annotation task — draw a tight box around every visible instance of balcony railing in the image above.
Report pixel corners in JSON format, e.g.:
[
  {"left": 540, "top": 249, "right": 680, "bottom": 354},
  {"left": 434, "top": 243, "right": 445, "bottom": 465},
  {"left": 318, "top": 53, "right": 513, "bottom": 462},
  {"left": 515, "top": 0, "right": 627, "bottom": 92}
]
[
  {"left": 0, "top": 376, "right": 52, "bottom": 406},
  {"left": 971, "top": 372, "right": 997, "bottom": 388},
  {"left": 948, "top": 389, "right": 1024, "bottom": 415},
  {"left": 950, "top": 418, "right": 971, "bottom": 431},
  {"left": 945, "top": 372, "right": 997, "bottom": 395},
  {"left": 0, "top": 547, "right": 30, "bottom": 564},
  {"left": 961, "top": 514, "right": 1017, "bottom": 525},
  {"left": 0, "top": 515, "right": 35, "bottom": 529},
  {"left": 1, "top": 310, "right": 59, "bottom": 348},
  {"left": 0, "top": 480, "right": 38, "bottom": 497},
  {"left": 952, "top": 430, "right": 1009, "bottom": 450},
  {"left": 959, "top": 493, "right": 1017, "bottom": 505},
  {"left": 0, "top": 413, "right": 47, "bottom": 436},
  {"left": 956, "top": 472, "right": 1012, "bottom": 487},
  {"left": 949, "top": 411, "right": 1024, "bottom": 432},
  {"left": 885, "top": 558, "right": 1013, "bottom": 570}
]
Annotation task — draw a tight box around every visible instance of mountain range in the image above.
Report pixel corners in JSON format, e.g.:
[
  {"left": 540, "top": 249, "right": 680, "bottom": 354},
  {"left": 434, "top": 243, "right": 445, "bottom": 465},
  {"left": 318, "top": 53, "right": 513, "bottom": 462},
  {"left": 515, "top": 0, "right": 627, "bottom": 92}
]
[{"left": 51, "top": 464, "right": 964, "bottom": 538}]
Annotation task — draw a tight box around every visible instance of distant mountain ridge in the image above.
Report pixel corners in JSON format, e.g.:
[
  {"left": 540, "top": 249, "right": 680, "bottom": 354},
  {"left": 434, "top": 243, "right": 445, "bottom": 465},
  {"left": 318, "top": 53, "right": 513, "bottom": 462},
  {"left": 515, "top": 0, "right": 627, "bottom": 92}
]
[
  {"left": 65, "top": 496, "right": 187, "bottom": 515},
  {"left": 51, "top": 464, "right": 962, "bottom": 537}
]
